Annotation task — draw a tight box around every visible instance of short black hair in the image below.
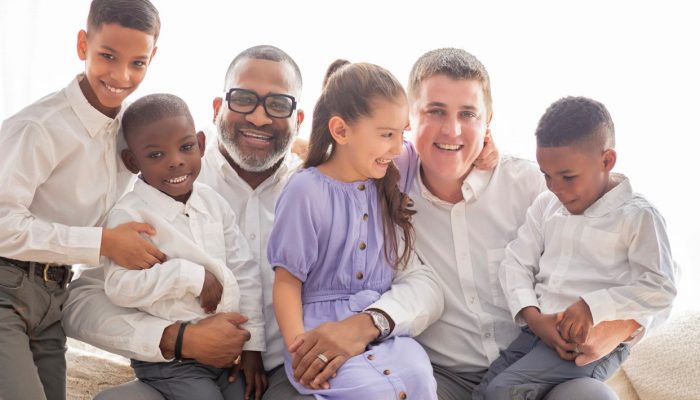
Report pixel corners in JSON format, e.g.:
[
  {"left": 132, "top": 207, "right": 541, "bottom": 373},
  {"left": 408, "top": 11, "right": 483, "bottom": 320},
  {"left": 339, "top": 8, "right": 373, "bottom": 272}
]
[
  {"left": 535, "top": 96, "right": 615, "bottom": 149},
  {"left": 223, "top": 45, "right": 302, "bottom": 96},
  {"left": 87, "top": 0, "right": 161, "bottom": 42},
  {"left": 122, "top": 94, "right": 194, "bottom": 141}
]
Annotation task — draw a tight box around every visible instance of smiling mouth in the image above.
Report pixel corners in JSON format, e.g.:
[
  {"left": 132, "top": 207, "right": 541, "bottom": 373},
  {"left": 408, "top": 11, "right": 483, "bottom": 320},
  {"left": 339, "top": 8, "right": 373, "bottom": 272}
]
[
  {"left": 164, "top": 174, "right": 191, "bottom": 184},
  {"left": 103, "top": 82, "right": 127, "bottom": 94},
  {"left": 240, "top": 130, "right": 273, "bottom": 142},
  {"left": 376, "top": 158, "right": 392, "bottom": 165},
  {"left": 434, "top": 143, "right": 463, "bottom": 151}
]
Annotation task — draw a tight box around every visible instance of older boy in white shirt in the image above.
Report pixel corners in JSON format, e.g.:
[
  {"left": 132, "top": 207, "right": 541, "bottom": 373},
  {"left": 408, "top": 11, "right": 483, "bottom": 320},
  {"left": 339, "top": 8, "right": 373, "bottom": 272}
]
[
  {"left": 107, "top": 93, "right": 265, "bottom": 399},
  {"left": 473, "top": 96, "right": 677, "bottom": 400}
]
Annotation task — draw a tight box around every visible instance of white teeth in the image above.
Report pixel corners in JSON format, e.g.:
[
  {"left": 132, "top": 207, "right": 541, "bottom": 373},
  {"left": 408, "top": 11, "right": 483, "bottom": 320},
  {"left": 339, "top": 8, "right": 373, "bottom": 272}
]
[
  {"left": 376, "top": 158, "right": 392, "bottom": 165},
  {"left": 104, "top": 83, "right": 125, "bottom": 94},
  {"left": 166, "top": 175, "right": 188, "bottom": 184},
  {"left": 243, "top": 132, "right": 271, "bottom": 140},
  {"left": 435, "top": 143, "right": 462, "bottom": 151}
]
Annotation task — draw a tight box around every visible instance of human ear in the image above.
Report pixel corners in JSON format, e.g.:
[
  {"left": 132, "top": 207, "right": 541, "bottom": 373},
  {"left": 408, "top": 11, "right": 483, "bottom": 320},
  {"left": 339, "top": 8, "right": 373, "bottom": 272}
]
[
  {"left": 295, "top": 109, "right": 305, "bottom": 136},
  {"left": 77, "top": 30, "right": 88, "bottom": 61},
  {"left": 328, "top": 116, "right": 349, "bottom": 145},
  {"left": 196, "top": 131, "right": 206, "bottom": 158},
  {"left": 212, "top": 97, "right": 223, "bottom": 124},
  {"left": 602, "top": 148, "right": 617, "bottom": 171},
  {"left": 121, "top": 149, "right": 141, "bottom": 174}
]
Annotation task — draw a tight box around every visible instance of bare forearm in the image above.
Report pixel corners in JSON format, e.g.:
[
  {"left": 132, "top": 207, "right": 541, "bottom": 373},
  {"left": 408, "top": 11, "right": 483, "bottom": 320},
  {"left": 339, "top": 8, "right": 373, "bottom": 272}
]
[
  {"left": 273, "top": 269, "right": 305, "bottom": 348},
  {"left": 159, "top": 322, "right": 178, "bottom": 359}
]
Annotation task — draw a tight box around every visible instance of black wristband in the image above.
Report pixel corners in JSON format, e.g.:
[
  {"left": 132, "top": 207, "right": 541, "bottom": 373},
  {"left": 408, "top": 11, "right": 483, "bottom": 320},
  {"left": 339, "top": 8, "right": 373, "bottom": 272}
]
[{"left": 174, "top": 321, "right": 190, "bottom": 361}]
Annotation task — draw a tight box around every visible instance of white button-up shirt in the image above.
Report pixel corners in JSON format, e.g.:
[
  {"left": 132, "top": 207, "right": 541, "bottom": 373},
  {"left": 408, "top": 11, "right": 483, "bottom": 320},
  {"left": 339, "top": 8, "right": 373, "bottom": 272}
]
[
  {"left": 500, "top": 174, "right": 677, "bottom": 331},
  {"left": 396, "top": 142, "right": 546, "bottom": 373},
  {"left": 0, "top": 74, "right": 132, "bottom": 264},
  {"left": 65, "top": 136, "right": 444, "bottom": 370},
  {"left": 102, "top": 179, "right": 265, "bottom": 351}
]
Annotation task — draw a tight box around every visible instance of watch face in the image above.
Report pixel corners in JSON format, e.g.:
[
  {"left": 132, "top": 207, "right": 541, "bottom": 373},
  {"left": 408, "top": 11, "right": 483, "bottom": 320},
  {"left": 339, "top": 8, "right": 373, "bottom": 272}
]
[{"left": 368, "top": 311, "right": 390, "bottom": 338}]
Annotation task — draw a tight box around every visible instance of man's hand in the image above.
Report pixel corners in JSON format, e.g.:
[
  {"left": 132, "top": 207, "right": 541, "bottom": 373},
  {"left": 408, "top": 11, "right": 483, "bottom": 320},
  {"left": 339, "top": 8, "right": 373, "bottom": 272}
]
[
  {"left": 575, "top": 319, "right": 640, "bottom": 366},
  {"left": 558, "top": 298, "right": 594, "bottom": 344},
  {"left": 291, "top": 137, "right": 309, "bottom": 161},
  {"left": 473, "top": 129, "right": 499, "bottom": 170},
  {"left": 160, "top": 312, "right": 250, "bottom": 368},
  {"left": 229, "top": 351, "right": 267, "bottom": 400},
  {"left": 289, "top": 313, "right": 378, "bottom": 389},
  {"left": 521, "top": 307, "right": 577, "bottom": 361},
  {"left": 199, "top": 270, "right": 223, "bottom": 314},
  {"left": 101, "top": 222, "right": 166, "bottom": 269}
]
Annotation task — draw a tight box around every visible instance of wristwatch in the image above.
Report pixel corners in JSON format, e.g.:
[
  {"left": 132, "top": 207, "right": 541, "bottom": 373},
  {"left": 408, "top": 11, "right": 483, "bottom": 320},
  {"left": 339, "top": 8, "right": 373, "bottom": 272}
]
[{"left": 363, "top": 309, "right": 391, "bottom": 341}]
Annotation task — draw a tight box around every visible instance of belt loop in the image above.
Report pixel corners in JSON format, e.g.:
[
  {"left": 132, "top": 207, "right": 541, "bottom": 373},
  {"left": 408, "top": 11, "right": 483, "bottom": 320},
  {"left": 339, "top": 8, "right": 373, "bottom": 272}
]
[
  {"left": 28, "top": 262, "right": 36, "bottom": 282},
  {"left": 62, "top": 267, "right": 74, "bottom": 289}
]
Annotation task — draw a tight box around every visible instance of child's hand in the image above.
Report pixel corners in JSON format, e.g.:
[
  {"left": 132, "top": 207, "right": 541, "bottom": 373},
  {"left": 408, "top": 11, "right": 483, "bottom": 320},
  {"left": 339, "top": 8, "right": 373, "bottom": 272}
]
[
  {"left": 558, "top": 298, "right": 594, "bottom": 344},
  {"left": 473, "top": 129, "right": 499, "bottom": 170},
  {"left": 101, "top": 222, "right": 167, "bottom": 269},
  {"left": 229, "top": 351, "right": 267, "bottom": 400},
  {"left": 199, "top": 270, "right": 222, "bottom": 314},
  {"left": 520, "top": 306, "right": 577, "bottom": 360}
]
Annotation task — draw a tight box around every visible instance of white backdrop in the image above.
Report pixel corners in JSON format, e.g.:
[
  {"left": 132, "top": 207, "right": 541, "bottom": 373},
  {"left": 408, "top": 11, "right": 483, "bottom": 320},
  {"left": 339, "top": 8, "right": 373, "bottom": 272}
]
[{"left": 1, "top": 0, "right": 698, "bottom": 311}]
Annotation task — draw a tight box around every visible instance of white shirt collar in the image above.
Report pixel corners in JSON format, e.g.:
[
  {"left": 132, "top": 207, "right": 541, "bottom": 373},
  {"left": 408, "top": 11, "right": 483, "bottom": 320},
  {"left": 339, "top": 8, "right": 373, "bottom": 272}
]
[
  {"left": 416, "top": 158, "right": 497, "bottom": 207},
  {"left": 131, "top": 178, "right": 208, "bottom": 221},
  {"left": 64, "top": 74, "right": 121, "bottom": 138}
]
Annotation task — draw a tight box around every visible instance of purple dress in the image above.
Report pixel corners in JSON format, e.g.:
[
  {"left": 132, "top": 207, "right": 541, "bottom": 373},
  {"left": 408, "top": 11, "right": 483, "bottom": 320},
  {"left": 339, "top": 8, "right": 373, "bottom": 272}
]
[{"left": 268, "top": 167, "right": 437, "bottom": 400}]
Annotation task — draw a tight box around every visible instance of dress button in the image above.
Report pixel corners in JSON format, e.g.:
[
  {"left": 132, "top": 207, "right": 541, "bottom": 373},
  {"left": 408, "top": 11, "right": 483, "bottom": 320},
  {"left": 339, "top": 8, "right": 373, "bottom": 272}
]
[
  {"left": 356, "top": 271, "right": 364, "bottom": 280},
  {"left": 363, "top": 213, "right": 369, "bottom": 221},
  {"left": 399, "top": 392, "right": 407, "bottom": 399},
  {"left": 358, "top": 184, "right": 366, "bottom": 191},
  {"left": 367, "top": 354, "right": 375, "bottom": 361},
  {"left": 383, "top": 369, "right": 391, "bottom": 375},
  {"left": 359, "top": 242, "right": 367, "bottom": 250}
]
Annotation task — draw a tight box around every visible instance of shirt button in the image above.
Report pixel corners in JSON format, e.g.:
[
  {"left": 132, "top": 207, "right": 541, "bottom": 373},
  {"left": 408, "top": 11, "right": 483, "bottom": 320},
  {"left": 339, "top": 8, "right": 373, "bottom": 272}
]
[
  {"left": 359, "top": 242, "right": 367, "bottom": 250},
  {"left": 367, "top": 354, "right": 375, "bottom": 361},
  {"left": 356, "top": 271, "right": 364, "bottom": 280},
  {"left": 363, "top": 213, "right": 369, "bottom": 221},
  {"left": 358, "top": 184, "right": 366, "bottom": 191},
  {"left": 469, "top": 296, "right": 475, "bottom": 304},
  {"left": 485, "top": 332, "right": 492, "bottom": 338},
  {"left": 399, "top": 392, "right": 408, "bottom": 399},
  {"left": 383, "top": 369, "right": 391, "bottom": 375},
  {"left": 249, "top": 234, "right": 256, "bottom": 240}
]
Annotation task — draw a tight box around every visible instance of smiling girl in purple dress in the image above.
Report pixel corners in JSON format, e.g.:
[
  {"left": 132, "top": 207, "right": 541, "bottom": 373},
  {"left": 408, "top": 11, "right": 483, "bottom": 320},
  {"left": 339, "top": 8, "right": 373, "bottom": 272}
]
[{"left": 268, "top": 60, "right": 437, "bottom": 400}]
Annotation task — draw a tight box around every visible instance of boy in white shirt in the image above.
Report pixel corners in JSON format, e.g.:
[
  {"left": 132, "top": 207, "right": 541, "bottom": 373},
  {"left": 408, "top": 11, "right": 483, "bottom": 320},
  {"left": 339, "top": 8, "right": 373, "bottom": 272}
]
[
  {"left": 106, "top": 93, "right": 265, "bottom": 400},
  {"left": 474, "top": 96, "right": 677, "bottom": 400},
  {"left": 0, "top": 1, "right": 162, "bottom": 399}
]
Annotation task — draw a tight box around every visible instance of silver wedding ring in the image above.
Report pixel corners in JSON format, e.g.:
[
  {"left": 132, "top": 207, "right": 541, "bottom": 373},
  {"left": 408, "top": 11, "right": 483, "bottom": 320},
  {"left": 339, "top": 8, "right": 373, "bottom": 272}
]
[
  {"left": 317, "top": 353, "right": 329, "bottom": 364},
  {"left": 574, "top": 344, "right": 581, "bottom": 354}
]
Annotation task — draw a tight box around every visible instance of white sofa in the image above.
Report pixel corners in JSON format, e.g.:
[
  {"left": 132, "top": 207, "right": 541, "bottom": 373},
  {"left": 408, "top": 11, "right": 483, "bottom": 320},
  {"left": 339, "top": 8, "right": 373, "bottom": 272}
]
[{"left": 67, "top": 310, "right": 700, "bottom": 400}]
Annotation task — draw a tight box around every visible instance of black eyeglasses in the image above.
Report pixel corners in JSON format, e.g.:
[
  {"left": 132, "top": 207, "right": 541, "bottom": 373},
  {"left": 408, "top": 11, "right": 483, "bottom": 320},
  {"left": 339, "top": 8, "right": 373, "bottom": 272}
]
[{"left": 225, "top": 88, "right": 297, "bottom": 119}]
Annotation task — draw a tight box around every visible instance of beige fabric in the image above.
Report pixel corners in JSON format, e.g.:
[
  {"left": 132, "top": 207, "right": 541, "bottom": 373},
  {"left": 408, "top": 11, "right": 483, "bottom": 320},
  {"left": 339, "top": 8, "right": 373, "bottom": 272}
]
[
  {"left": 622, "top": 310, "right": 700, "bottom": 400},
  {"left": 66, "top": 339, "right": 134, "bottom": 400},
  {"left": 608, "top": 369, "right": 640, "bottom": 400}
]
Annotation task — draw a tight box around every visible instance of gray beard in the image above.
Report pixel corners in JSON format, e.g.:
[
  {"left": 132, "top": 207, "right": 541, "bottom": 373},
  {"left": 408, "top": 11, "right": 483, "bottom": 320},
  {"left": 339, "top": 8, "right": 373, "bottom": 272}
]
[{"left": 217, "top": 119, "right": 292, "bottom": 173}]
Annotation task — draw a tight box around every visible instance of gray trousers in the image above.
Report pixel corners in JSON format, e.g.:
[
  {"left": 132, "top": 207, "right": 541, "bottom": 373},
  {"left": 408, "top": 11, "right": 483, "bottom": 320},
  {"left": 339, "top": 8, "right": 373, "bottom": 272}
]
[
  {"left": 131, "top": 359, "right": 244, "bottom": 400},
  {"left": 472, "top": 328, "right": 628, "bottom": 400},
  {"left": 95, "top": 363, "right": 313, "bottom": 400},
  {"left": 434, "top": 362, "right": 619, "bottom": 400},
  {"left": 0, "top": 262, "right": 69, "bottom": 400}
]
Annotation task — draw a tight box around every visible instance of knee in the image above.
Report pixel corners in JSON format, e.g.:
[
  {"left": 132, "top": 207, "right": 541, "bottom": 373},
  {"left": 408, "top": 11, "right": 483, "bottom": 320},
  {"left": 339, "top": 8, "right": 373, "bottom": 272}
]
[{"left": 545, "top": 378, "right": 618, "bottom": 400}]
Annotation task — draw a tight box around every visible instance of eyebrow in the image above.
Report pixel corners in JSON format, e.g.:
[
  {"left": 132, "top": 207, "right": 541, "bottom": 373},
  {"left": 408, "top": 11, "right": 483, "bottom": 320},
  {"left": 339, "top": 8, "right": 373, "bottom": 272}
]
[
  {"left": 540, "top": 168, "right": 574, "bottom": 175},
  {"left": 426, "top": 101, "right": 478, "bottom": 111}
]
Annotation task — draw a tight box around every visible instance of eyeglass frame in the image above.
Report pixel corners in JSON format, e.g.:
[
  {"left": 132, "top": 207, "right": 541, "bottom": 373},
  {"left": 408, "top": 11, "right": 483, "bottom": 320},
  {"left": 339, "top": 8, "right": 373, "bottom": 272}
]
[{"left": 224, "top": 88, "right": 297, "bottom": 119}]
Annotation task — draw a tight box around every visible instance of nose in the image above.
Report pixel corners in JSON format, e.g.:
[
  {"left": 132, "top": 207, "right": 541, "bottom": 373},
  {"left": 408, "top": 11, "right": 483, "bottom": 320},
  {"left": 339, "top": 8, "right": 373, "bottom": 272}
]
[
  {"left": 168, "top": 153, "right": 185, "bottom": 169},
  {"left": 548, "top": 178, "right": 565, "bottom": 196},
  {"left": 440, "top": 114, "right": 461, "bottom": 137},
  {"left": 245, "top": 103, "right": 273, "bottom": 127},
  {"left": 389, "top": 133, "right": 403, "bottom": 157}
]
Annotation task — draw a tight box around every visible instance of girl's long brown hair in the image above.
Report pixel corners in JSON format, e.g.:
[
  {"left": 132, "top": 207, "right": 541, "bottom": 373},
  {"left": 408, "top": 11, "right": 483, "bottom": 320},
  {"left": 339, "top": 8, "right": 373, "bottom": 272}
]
[{"left": 304, "top": 60, "right": 415, "bottom": 269}]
